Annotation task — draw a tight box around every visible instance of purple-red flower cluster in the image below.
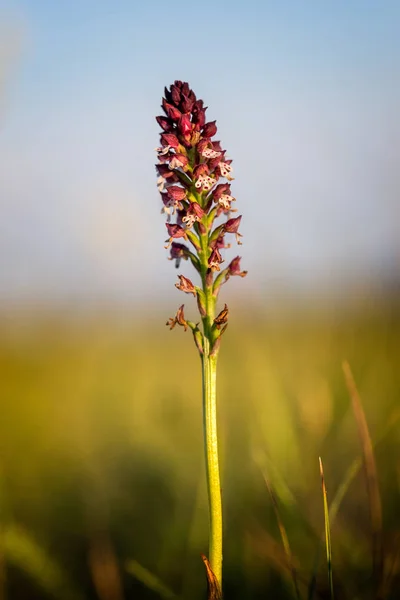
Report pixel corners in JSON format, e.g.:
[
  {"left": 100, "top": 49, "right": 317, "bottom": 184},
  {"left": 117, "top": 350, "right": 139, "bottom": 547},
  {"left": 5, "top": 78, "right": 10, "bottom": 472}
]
[
  {"left": 156, "top": 80, "right": 246, "bottom": 279},
  {"left": 156, "top": 81, "right": 246, "bottom": 342}
]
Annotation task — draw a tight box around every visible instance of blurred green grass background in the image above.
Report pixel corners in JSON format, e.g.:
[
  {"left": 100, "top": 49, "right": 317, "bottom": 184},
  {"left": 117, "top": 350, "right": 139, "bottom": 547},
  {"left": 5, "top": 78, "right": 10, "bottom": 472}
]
[{"left": 1, "top": 298, "right": 399, "bottom": 599}]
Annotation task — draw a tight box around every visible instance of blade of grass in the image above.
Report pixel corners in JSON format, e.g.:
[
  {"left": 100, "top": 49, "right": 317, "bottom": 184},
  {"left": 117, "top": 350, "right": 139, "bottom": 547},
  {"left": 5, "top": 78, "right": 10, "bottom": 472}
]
[
  {"left": 319, "top": 458, "right": 334, "bottom": 600},
  {"left": 263, "top": 476, "right": 301, "bottom": 600},
  {"left": 248, "top": 527, "right": 333, "bottom": 599},
  {"left": 342, "top": 360, "right": 383, "bottom": 588},
  {"left": 253, "top": 446, "right": 317, "bottom": 540},
  {"left": 125, "top": 559, "right": 179, "bottom": 600},
  {"left": 331, "top": 406, "right": 400, "bottom": 526},
  {"left": 308, "top": 408, "right": 400, "bottom": 600},
  {"left": 252, "top": 448, "right": 298, "bottom": 508}
]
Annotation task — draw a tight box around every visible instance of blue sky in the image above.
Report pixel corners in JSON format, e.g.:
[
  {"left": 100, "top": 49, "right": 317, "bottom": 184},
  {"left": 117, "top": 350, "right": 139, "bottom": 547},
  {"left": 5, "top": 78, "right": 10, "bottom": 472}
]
[{"left": 1, "top": 1, "right": 399, "bottom": 306}]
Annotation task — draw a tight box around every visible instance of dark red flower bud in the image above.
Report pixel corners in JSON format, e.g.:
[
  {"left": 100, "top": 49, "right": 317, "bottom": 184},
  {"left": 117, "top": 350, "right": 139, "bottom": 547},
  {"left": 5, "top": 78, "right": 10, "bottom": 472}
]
[
  {"left": 224, "top": 216, "right": 242, "bottom": 234},
  {"left": 161, "top": 133, "right": 179, "bottom": 149},
  {"left": 166, "top": 185, "right": 186, "bottom": 201},
  {"left": 223, "top": 216, "right": 243, "bottom": 244},
  {"left": 212, "top": 183, "right": 231, "bottom": 202},
  {"left": 168, "top": 106, "right": 182, "bottom": 121},
  {"left": 193, "top": 110, "right": 206, "bottom": 130},
  {"left": 212, "top": 141, "right": 223, "bottom": 152},
  {"left": 202, "top": 121, "right": 217, "bottom": 138},
  {"left": 209, "top": 234, "right": 230, "bottom": 251},
  {"left": 208, "top": 153, "right": 225, "bottom": 172},
  {"left": 166, "top": 223, "right": 186, "bottom": 239},
  {"left": 181, "top": 82, "right": 190, "bottom": 97},
  {"left": 208, "top": 247, "right": 223, "bottom": 271},
  {"left": 190, "top": 202, "right": 205, "bottom": 219},
  {"left": 192, "top": 100, "right": 207, "bottom": 130},
  {"left": 164, "top": 86, "right": 173, "bottom": 103},
  {"left": 197, "top": 138, "right": 210, "bottom": 154},
  {"left": 193, "top": 163, "right": 209, "bottom": 178},
  {"left": 156, "top": 115, "right": 174, "bottom": 132},
  {"left": 157, "top": 164, "right": 179, "bottom": 179},
  {"left": 175, "top": 274, "right": 196, "bottom": 296},
  {"left": 193, "top": 99, "right": 206, "bottom": 118},
  {"left": 227, "top": 256, "right": 247, "bottom": 278},
  {"left": 162, "top": 98, "right": 173, "bottom": 114},
  {"left": 181, "top": 94, "right": 195, "bottom": 113},
  {"left": 193, "top": 99, "right": 204, "bottom": 112},
  {"left": 178, "top": 114, "right": 192, "bottom": 138},
  {"left": 171, "top": 84, "right": 181, "bottom": 105},
  {"left": 166, "top": 154, "right": 188, "bottom": 171}
]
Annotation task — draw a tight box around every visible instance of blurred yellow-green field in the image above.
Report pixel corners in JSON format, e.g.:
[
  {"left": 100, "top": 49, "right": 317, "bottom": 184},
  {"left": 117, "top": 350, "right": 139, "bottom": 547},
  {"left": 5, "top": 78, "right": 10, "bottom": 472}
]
[{"left": 1, "top": 298, "right": 399, "bottom": 599}]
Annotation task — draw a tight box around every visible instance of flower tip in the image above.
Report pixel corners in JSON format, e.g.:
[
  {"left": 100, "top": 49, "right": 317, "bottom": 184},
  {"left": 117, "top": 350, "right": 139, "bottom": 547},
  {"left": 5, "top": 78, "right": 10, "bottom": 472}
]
[{"left": 202, "top": 120, "right": 217, "bottom": 138}]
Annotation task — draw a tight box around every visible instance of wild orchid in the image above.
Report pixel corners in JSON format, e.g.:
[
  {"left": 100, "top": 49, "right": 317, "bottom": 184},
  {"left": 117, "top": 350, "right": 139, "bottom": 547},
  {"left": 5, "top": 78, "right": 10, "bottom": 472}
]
[{"left": 155, "top": 80, "right": 247, "bottom": 596}]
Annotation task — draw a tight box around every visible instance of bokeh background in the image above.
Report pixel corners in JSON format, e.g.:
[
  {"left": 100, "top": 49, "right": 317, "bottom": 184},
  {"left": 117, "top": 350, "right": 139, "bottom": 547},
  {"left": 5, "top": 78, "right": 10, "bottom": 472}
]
[{"left": 0, "top": 1, "right": 399, "bottom": 599}]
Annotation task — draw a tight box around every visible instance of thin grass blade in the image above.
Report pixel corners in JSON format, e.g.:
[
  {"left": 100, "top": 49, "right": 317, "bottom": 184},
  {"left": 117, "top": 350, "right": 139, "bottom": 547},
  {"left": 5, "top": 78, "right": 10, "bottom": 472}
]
[
  {"left": 342, "top": 360, "right": 383, "bottom": 587},
  {"left": 319, "top": 457, "right": 334, "bottom": 600},
  {"left": 264, "top": 476, "right": 301, "bottom": 600},
  {"left": 308, "top": 408, "right": 400, "bottom": 600},
  {"left": 125, "top": 560, "right": 179, "bottom": 600}
]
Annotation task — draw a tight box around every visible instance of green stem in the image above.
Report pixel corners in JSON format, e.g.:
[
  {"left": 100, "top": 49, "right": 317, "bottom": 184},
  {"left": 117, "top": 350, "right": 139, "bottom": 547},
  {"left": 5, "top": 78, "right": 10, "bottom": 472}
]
[{"left": 202, "top": 337, "right": 223, "bottom": 589}]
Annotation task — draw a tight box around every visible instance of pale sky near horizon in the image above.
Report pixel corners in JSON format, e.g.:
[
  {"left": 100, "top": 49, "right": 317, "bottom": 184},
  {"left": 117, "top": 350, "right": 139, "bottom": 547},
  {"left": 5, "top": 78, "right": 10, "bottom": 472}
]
[{"left": 0, "top": 1, "right": 399, "bottom": 306}]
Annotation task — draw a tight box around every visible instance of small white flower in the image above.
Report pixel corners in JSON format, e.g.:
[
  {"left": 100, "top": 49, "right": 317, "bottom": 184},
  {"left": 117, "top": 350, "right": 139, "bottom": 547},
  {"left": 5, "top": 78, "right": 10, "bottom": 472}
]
[
  {"left": 169, "top": 156, "right": 184, "bottom": 170},
  {"left": 182, "top": 214, "right": 197, "bottom": 228},
  {"left": 161, "top": 205, "right": 173, "bottom": 221},
  {"left": 155, "top": 145, "right": 171, "bottom": 156},
  {"left": 218, "top": 194, "right": 235, "bottom": 210},
  {"left": 219, "top": 162, "right": 234, "bottom": 180},
  {"left": 195, "top": 174, "right": 216, "bottom": 191},
  {"left": 157, "top": 176, "right": 166, "bottom": 192},
  {"left": 201, "top": 148, "right": 222, "bottom": 159},
  {"left": 161, "top": 197, "right": 184, "bottom": 219}
]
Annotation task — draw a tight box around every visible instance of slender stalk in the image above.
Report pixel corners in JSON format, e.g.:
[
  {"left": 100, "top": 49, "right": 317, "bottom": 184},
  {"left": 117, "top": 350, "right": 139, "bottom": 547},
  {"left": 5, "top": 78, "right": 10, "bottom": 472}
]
[{"left": 202, "top": 337, "right": 223, "bottom": 588}]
